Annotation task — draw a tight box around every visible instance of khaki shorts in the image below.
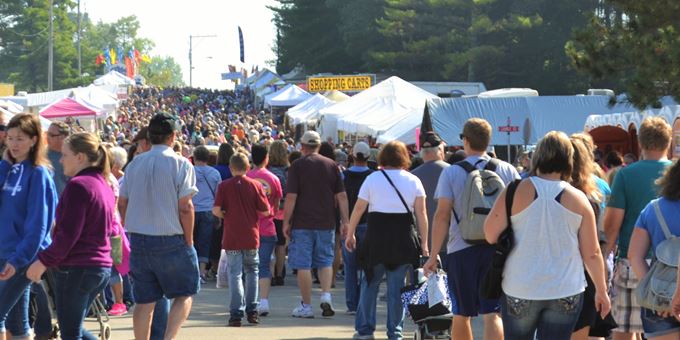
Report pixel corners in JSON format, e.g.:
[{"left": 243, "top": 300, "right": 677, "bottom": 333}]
[{"left": 611, "top": 259, "right": 643, "bottom": 334}]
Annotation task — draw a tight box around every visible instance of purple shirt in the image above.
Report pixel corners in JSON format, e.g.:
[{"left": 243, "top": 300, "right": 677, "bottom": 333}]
[{"left": 39, "top": 168, "right": 116, "bottom": 268}]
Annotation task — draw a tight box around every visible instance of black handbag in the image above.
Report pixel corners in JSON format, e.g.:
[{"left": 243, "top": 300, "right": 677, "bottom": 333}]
[{"left": 480, "top": 179, "right": 521, "bottom": 300}]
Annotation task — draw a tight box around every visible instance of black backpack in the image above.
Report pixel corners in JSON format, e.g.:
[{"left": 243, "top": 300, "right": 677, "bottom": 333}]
[{"left": 343, "top": 169, "right": 374, "bottom": 225}]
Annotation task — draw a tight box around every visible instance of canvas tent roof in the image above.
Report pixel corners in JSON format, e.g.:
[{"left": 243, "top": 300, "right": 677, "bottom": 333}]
[
  {"left": 4, "top": 111, "right": 52, "bottom": 130},
  {"left": 93, "top": 70, "right": 135, "bottom": 86},
  {"left": 323, "top": 90, "right": 350, "bottom": 102},
  {"left": 72, "top": 85, "right": 118, "bottom": 115},
  {"left": 0, "top": 99, "right": 24, "bottom": 113},
  {"left": 40, "top": 97, "right": 103, "bottom": 119},
  {"left": 323, "top": 76, "right": 435, "bottom": 140},
  {"left": 286, "top": 94, "right": 335, "bottom": 125},
  {"left": 425, "top": 95, "right": 638, "bottom": 146},
  {"left": 376, "top": 106, "right": 423, "bottom": 145},
  {"left": 266, "top": 84, "right": 311, "bottom": 107},
  {"left": 584, "top": 99, "right": 680, "bottom": 131},
  {"left": 251, "top": 69, "right": 286, "bottom": 97}
]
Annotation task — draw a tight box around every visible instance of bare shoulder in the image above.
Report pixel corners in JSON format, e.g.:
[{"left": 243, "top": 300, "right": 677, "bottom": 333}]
[{"left": 561, "top": 185, "right": 591, "bottom": 215}]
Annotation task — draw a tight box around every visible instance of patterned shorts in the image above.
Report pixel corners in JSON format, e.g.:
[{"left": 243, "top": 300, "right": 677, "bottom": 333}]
[{"left": 611, "top": 259, "right": 643, "bottom": 334}]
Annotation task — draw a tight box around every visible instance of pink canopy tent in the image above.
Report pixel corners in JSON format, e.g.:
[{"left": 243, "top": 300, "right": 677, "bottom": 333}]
[{"left": 39, "top": 97, "right": 102, "bottom": 119}]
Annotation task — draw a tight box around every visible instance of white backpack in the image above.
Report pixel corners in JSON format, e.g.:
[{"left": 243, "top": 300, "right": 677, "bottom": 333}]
[{"left": 454, "top": 159, "right": 506, "bottom": 244}]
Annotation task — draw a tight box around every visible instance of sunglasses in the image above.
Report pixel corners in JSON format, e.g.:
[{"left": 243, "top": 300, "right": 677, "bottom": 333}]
[{"left": 459, "top": 133, "right": 465, "bottom": 141}]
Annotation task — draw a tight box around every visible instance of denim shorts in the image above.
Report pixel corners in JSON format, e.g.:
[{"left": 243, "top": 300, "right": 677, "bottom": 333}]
[
  {"left": 501, "top": 293, "right": 584, "bottom": 340},
  {"left": 129, "top": 234, "right": 200, "bottom": 304},
  {"left": 288, "top": 229, "right": 335, "bottom": 270},
  {"left": 641, "top": 308, "right": 680, "bottom": 338},
  {"left": 258, "top": 236, "right": 277, "bottom": 279}
]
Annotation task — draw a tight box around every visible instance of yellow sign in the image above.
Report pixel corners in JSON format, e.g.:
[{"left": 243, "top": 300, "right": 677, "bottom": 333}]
[
  {"left": 0, "top": 83, "right": 14, "bottom": 97},
  {"left": 307, "top": 75, "right": 373, "bottom": 92}
]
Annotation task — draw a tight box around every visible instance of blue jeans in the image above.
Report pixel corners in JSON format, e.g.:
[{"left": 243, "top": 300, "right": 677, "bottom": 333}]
[
  {"left": 342, "top": 224, "right": 367, "bottom": 312},
  {"left": 226, "top": 249, "right": 259, "bottom": 319},
  {"left": 501, "top": 293, "right": 584, "bottom": 340},
  {"left": 0, "top": 259, "right": 31, "bottom": 337},
  {"left": 128, "top": 234, "right": 200, "bottom": 303},
  {"left": 193, "top": 211, "right": 216, "bottom": 264},
  {"left": 355, "top": 263, "right": 410, "bottom": 340},
  {"left": 52, "top": 266, "right": 111, "bottom": 340},
  {"left": 7, "top": 283, "right": 53, "bottom": 337},
  {"left": 258, "top": 236, "right": 277, "bottom": 279}
]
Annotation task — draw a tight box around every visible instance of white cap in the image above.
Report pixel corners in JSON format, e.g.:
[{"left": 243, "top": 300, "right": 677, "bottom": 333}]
[{"left": 352, "top": 142, "right": 371, "bottom": 159}]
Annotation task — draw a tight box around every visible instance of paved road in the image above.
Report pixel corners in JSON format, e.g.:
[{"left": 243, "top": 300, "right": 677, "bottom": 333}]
[{"left": 86, "top": 277, "right": 484, "bottom": 339}]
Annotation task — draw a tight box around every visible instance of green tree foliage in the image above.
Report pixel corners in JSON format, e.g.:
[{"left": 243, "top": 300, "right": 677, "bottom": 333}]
[
  {"left": 271, "top": 0, "right": 600, "bottom": 94},
  {"left": 566, "top": 0, "right": 680, "bottom": 107},
  {"left": 139, "top": 56, "right": 185, "bottom": 87}
]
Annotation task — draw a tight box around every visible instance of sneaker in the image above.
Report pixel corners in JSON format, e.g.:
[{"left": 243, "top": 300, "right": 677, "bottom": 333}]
[
  {"left": 199, "top": 274, "right": 207, "bottom": 285},
  {"left": 345, "top": 310, "right": 357, "bottom": 315},
  {"left": 247, "top": 311, "right": 260, "bottom": 324},
  {"left": 259, "top": 300, "right": 270, "bottom": 316},
  {"left": 228, "top": 318, "right": 242, "bottom": 327},
  {"left": 352, "top": 333, "right": 375, "bottom": 339},
  {"left": 291, "top": 302, "right": 314, "bottom": 318},
  {"left": 108, "top": 303, "right": 127, "bottom": 316},
  {"left": 320, "top": 295, "right": 335, "bottom": 317}
]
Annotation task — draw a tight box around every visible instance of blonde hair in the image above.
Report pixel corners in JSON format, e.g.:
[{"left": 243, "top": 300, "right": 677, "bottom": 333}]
[
  {"left": 65, "top": 132, "right": 111, "bottom": 179},
  {"left": 531, "top": 131, "right": 573, "bottom": 181},
  {"left": 229, "top": 152, "right": 250, "bottom": 172},
  {"left": 570, "top": 136, "right": 601, "bottom": 202},
  {"left": 462, "top": 118, "right": 492, "bottom": 151},
  {"left": 638, "top": 117, "right": 671, "bottom": 152},
  {"left": 268, "top": 140, "right": 289, "bottom": 167}
]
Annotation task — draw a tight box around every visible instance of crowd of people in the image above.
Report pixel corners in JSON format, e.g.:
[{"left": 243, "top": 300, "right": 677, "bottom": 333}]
[{"left": 0, "top": 85, "right": 678, "bottom": 340}]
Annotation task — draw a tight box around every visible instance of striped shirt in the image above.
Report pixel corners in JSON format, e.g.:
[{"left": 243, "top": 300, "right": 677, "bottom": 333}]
[{"left": 120, "top": 145, "right": 198, "bottom": 236}]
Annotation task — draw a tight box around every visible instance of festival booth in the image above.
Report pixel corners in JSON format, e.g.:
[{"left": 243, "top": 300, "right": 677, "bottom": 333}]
[
  {"left": 250, "top": 69, "right": 286, "bottom": 101},
  {"left": 93, "top": 70, "right": 135, "bottom": 100},
  {"left": 319, "top": 76, "right": 436, "bottom": 143},
  {"left": 265, "top": 84, "right": 311, "bottom": 108},
  {"left": 424, "top": 95, "right": 627, "bottom": 161},
  {"left": 286, "top": 93, "right": 336, "bottom": 125},
  {"left": 40, "top": 97, "right": 104, "bottom": 132},
  {"left": 376, "top": 106, "right": 423, "bottom": 145},
  {"left": 72, "top": 85, "right": 119, "bottom": 118},
  {"left": 584, "top": 97, "right": 680, "bottom": 158},
  {"left": 323, "top": 90, "right": 350, "bottom": 102},
  {"left": 0, "top": 99, "right": 24, "bottom": 114},
  {"left": 1, "top": 88, "right": 74, "bottom": 114}
]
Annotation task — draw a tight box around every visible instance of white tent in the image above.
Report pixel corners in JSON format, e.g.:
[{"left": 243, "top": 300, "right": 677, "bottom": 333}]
[
  {"left": 4, "top": 111, "right": 52, "bottom": 130},
  {"left": 286, "top": 94, "right": 335, "bottom": 125},
  {"left": 321, "top": 76, "right": 436, "bottom": 142},
  {"left": 266, "top": 85, "right": 311, "bottom": 107},
  {"left": 0, "top": 99, "right": 24, "bottom": 113},
  {"left": 72, "top": 84, "right": 119, "bottom": 117},
  {"left": 376, "top": 107, "right": 423, "bottom": 145},
  {"left": 93, "top": 70, "right": 135, "bottom": 86},
  {"left": 263, "top": 84, "right": 293, "bottom": 106}
]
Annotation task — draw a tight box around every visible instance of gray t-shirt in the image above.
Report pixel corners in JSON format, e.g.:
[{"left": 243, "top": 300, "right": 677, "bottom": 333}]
[
  {"left": 435, "top": 155, "right": 520, "bottom": 254},
  {"left": 47, "top": 149, "right": 68, "bottom": 196},
  {"left": 411, "top": 160, "right": 449, "bottom": 251}
]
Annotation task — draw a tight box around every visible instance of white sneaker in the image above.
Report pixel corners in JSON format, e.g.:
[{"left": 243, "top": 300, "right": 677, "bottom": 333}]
[
  {"left": 320, "top": 294, "right": 335, "bottom": 317},
  {"left": 291, "top": 302, "right": 314, "bottom": 318},
  {"left": 352, "top": 333, "right": 375, "bottom": 339},
  {"left": 259, "top": 299, "right": 270, "bottom": 316}
]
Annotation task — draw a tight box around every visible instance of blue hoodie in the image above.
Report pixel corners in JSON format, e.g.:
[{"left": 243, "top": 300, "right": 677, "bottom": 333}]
[{"left": 0, "top": 160, "right": 58, "bottom": 269}]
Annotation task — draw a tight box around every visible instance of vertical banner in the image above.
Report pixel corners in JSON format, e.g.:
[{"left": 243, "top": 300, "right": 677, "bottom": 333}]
[
  {"left": 125, "top": 57, "right": 134, "bottom": 78},
  {"left": 238, "top": 26, "right": 245, "bottom": 63},
  {"left": 415, "top": 127, "right": 421, "bottom": 151}
]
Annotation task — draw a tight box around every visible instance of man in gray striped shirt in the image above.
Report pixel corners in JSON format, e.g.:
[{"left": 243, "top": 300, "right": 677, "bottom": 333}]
[{"left": 120, "top": 112, "right": 199, "bottom": 340}]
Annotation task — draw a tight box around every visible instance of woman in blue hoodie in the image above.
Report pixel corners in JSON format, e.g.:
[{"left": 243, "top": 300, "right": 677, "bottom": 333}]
[{"left": 0, "top": 114, "right": 57, "bottom": 340}]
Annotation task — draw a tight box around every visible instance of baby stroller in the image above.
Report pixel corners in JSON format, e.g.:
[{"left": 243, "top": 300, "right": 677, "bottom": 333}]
[
  {"left": 39, "top": 270, "right": 112, "bottom": 340},
  {"left": 400, "top": 263, "right": 454, "bottom": 340}
]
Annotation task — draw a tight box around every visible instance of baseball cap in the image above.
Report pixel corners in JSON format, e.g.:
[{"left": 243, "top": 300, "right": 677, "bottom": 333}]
[
  {"left": 352, "top": 142, "right": 371, "bottom": 159},
  {"left": 148, "top": 112, "right": 179, "bottom": 136},
  {"left": 420, "top": 131, "right": 444, "bottom": 148},
  {"left": 300, "top": 131, "right": 321, "bottom": 146}
]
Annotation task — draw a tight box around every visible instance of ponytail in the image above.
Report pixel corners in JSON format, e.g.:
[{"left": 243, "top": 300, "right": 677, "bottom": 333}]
[{"left": 97, "top": 144, "right": 112, "bottom": 180}]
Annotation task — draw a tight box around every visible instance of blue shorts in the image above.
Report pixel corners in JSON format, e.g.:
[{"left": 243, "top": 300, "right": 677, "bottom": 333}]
[
  {"left": 258, "top": 236, "right": 277, "bottom": 278},
  {"left": 288, "top": 229, "right": 335, "bottom": 270},
  {"left": 641, "top": 308, "right": 680, "bottom": 338},
  {"left": 446, "top": 245, "right": 500, "bottom": 317},
  {"left": 129, "top": 234, "right": 200, "bottom": 304}
]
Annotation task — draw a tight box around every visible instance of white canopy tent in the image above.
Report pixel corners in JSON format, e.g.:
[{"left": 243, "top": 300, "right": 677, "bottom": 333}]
[
  {"left": 376, "top": 107, "right": 423, "bottom": 145},
  {"left": 3, "top": 111, "right": 52, "bottom": 130},
  {"left": 72, "top": 85, "right": 119, "bottom": 117},
  {"left": 321, "top": 76, "right": 436, "bottom": 142},
  {"left": 93, "top": 70, "right": 135, "bottom": 86},
  {"left": 286, "top": 94, "right": 335, "bottom": 125},
  {"left": 0, "top": 99, "right": 24, "bottom": 113},
  {"left": 266, "top": 84, "right": 311, "bottom": 107}
]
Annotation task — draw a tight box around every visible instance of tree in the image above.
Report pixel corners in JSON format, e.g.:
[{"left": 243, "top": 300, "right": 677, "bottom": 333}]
[
  {"left": 566, "top": 0, "right": 680, "bottom": 107},
  {"left": 139, "top": 56, "right": 184, "bottom": 87}
]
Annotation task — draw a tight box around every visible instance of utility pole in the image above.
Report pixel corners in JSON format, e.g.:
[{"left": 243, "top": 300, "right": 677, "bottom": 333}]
[
  {"left": 48, "top": 0, "right": 54, "bottom": 91},
  {"left": 77, "top": 0, "right": 81, "bottom": 79},
  {"left": 188, "top": 34, "right": 217, "bottom": 88}
]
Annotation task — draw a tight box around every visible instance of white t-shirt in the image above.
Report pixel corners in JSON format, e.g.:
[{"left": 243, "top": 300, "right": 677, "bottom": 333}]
[{"left": 358, "top": 169, "right": 426, "bottom": 213}]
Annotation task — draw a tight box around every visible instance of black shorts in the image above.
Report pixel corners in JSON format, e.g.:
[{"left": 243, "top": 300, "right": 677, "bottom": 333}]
[
  {"left": 274, "top": 219, "right": 286, "bottom": 246},
  {"left": 574, "top": 270, "right": 597, "bottom": 331}
]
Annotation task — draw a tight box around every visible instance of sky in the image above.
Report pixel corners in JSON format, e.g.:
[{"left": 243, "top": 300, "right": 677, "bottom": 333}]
[{"left": 83, "top": 0, "right": 278, "bottom": 90}]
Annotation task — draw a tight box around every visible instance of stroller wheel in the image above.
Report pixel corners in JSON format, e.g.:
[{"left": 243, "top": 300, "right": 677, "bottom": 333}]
[{"left": 100, "top": 323, "right": 111, "bottom": 340}]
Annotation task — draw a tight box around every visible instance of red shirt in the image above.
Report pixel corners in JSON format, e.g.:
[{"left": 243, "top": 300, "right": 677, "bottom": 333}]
[{"left": 214, "top": 175, "right": 269, "bottom": 250}]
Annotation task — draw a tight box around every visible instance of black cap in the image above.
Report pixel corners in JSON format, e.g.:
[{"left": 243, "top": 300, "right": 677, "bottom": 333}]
[
  {"left": 148, "top": 112, "right": 178, "bottom": 136},
  {"left": 421, "top": 131, "right": 443, "bottom": 148}
]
